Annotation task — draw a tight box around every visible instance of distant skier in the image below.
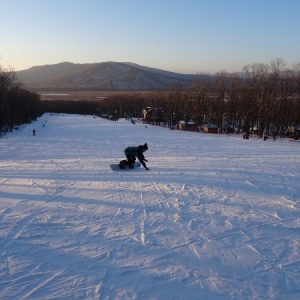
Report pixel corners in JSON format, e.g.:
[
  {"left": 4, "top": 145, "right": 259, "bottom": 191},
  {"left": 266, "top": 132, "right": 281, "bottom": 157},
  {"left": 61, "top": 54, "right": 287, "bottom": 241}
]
[
  {"left": 32, "top": 129, "right": 36, "bottom": 136},
  {"left": 120, "top": 143, "right": 150, "bottom": 170}
]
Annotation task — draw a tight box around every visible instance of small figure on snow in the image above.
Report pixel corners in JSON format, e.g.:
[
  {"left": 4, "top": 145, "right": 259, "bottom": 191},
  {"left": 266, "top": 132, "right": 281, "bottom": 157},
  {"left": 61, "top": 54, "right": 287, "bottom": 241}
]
[
  {"left": 120, "top": 143, "right": 150, "bottom": 170},
  {"left": 32, "top": 129, "right": 36, "bottom": 136}
]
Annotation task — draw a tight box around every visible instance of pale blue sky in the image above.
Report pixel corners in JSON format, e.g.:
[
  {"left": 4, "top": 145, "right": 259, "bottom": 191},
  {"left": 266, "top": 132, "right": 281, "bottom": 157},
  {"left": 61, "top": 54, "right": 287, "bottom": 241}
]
[{"left": 0, "top": 0, "right": 299, "bottom": 73}]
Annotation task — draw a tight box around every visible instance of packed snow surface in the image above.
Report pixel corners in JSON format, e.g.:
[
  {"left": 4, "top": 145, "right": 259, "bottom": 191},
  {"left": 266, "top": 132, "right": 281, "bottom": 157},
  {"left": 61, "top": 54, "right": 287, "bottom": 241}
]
[{"left": 0, "top": 113, "right": 300, "bottom": 299}]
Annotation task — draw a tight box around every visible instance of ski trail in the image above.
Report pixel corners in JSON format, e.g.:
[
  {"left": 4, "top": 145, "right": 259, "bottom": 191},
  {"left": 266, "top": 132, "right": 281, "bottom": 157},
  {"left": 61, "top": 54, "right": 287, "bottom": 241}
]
[
  {"left": 139, "top": 181, "right": 146, "bottom": 246},
  {"left": 171, "top": 182, "right": 203, "bottom": 259},
  {"left": 2, "top": 210, "right": 38, "bottom": 248},
  {"left": 21, "top": 270, "right": 64, "bottom": 300},
  {"left": 153, "top": 180, "right": 203, "bottom": 258},
  {"left": 1, "top": 114, "right": 300, "bottom": 299},
  {"left": 238, "top": 229, "right": 296, "bottom": 294},
  {"left": 94, "top": 268, "right": 108, "bottom": 299}
]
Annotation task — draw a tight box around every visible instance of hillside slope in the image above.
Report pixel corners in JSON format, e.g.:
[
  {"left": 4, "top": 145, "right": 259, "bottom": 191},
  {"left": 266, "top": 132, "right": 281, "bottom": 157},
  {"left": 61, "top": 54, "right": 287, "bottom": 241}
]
[{"left": 17, "top": 61, "right": 202, "bottom": 90}]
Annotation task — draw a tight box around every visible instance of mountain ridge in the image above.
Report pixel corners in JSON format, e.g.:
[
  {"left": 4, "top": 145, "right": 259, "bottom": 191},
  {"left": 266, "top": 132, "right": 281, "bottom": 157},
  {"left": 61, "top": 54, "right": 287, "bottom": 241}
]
[{"left": 17, "top": 61, "right": 207, "bottom": 91}]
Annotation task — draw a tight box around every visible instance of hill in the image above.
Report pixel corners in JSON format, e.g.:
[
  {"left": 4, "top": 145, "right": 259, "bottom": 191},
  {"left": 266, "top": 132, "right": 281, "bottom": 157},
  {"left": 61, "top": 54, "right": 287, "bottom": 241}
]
[
  {"left": 1, "top": 114, "right": 300, "bottom": 299},
  {"left": 17, "top": 61, "right": 203, "bottom": 91}
]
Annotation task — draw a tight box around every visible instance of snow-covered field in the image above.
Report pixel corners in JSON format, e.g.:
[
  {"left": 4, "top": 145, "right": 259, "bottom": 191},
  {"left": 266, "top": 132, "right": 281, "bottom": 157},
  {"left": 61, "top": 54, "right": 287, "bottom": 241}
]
[{"left": 1, "top": 113, "right": 300, "bottom": 300}]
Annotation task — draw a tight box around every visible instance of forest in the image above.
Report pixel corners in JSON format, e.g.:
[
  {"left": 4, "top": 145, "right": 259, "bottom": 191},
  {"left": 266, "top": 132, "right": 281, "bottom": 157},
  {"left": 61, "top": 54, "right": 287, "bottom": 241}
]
[
  {"left": 1, "top": 58, "right": 299, "bottom": 139},
  {"left": 0, "top": 67, "right": 43, "bottom": 133}
]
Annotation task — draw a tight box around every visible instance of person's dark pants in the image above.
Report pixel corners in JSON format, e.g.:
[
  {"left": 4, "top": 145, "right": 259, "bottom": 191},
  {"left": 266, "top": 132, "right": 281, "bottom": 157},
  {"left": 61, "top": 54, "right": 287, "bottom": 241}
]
[{"left": 126, "top": 155, "right": 136, "bottom": 165}]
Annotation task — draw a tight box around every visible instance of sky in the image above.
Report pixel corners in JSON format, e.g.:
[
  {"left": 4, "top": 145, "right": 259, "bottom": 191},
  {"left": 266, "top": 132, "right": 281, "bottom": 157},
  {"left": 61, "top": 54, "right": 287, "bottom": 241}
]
[{"left": 0, "top": 0, "right": 299, "bottom": 74}]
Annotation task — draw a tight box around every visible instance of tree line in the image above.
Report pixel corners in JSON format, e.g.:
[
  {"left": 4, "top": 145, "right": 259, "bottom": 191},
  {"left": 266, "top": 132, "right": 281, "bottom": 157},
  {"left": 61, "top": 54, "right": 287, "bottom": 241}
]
[
  {"left": 98, "top": 58, "right": 300, "bottom": 138},
  {"left": 1, "top": 58, "right": 300, "bottom": 139},
  {"left": 0, "top": 67, "right": 44, "bottom": 133},
  {"left": 0, "top": 67, "right": 103, "bottom": 134}
]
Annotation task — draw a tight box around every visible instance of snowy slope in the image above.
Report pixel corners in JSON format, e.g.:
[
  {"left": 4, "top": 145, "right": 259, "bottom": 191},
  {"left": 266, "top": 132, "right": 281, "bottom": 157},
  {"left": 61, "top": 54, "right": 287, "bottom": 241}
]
[{"left": 0, "top": 114, "right": 300, "bottom": 299}]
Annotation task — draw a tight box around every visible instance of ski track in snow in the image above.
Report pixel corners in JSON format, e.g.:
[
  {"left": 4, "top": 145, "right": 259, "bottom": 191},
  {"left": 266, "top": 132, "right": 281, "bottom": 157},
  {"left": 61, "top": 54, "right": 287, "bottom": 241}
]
[{"left": 0, "top": 113, "right": 300, "bottom": 299}]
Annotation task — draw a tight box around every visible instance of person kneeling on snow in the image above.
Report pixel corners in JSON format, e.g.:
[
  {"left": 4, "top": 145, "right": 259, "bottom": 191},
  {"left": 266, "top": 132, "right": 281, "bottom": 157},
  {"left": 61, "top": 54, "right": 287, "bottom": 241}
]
[{"left": 120, "top": 143, "right": 150, "bottom": 170}]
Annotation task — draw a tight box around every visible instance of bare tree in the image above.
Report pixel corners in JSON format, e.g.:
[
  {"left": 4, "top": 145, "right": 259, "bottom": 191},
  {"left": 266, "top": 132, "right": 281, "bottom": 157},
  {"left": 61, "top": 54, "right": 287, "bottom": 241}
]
[
  {"left": 0, "top": 67, "right": 43, "bottom": 133},
  {"left": 213, "top": 71, "right": 228, "bottom": 131},
  {"left": 166, "top": 83, "right": 182, "bottom": 129}
]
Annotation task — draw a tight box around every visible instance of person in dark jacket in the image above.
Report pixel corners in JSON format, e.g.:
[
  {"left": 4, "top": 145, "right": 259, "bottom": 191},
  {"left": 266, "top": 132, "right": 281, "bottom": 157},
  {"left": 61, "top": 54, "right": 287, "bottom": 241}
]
[{"left": 120, "top": 143, "right": 150, "bottom": 170}]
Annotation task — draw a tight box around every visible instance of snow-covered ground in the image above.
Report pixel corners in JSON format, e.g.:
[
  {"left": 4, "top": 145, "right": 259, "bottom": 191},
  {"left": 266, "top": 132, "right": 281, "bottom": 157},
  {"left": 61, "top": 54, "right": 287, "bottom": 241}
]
[{"left": 0, "top": 113, "right": 300, "bottom": 300}]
